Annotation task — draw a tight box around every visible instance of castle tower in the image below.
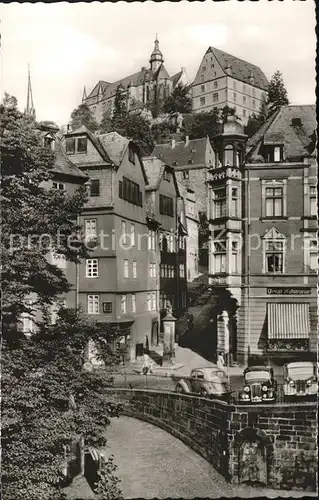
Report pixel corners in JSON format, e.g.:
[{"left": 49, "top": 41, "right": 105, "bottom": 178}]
[
  {"left": 149, "top": 35, "right": 164, "bottom": 73},
  {"left": 25, "top": 64, "right": 35, "bottom": 117}
]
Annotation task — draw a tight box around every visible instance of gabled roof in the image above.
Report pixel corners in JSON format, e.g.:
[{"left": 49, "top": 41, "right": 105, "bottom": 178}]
[
  {"left": 143, "top": 156, "right": 166, "bottom": 190},
  {"left": 154, "top": 63, "right": 171, "bottom": 81},
  {"left": 86, "top": 80, "right": 110, "bottom": 99},
  {"left": 247, "top": 105, "right": 316, "bottom": 161},
  {"left": 98, "top": 131, "right": 130, "bottom": 166},
  {"left": 52, "top": 135, "right": 87, "bottom": 179},
  {"left": 65, "top": 125, "right": 112, "bottom": 164},
  {"left": 152, "top": 137, "right": 211, "bottom": 169},
  {"left": 208, "top": 47, "right": 269, "bottom": 90}
]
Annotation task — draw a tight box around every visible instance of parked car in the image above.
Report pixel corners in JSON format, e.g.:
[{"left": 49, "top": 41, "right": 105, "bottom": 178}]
[
  {"left": 172, "top": 367, "right": 230, "bottom": 399},
  {"left": 283, "top": 361, "right": 318, "bottom": 400},
  {"left": 239, "top": 366, "right": 277, "bottom": 403}
]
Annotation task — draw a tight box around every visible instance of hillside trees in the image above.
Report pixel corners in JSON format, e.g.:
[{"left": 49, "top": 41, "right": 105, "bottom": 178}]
[
  {"left": 70, "top": 103, "right": 99, "bottom": 132},
  {"left": 163, "top": 83, "right": 192, "bottom": 115},
  {"left": 1, "top": 96, "right": 122, "bottom": 500}
]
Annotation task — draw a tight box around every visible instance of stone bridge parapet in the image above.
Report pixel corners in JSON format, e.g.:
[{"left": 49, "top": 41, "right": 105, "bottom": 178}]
[{"left": 106, "top": 389, "right": 317, "bottom": 492}]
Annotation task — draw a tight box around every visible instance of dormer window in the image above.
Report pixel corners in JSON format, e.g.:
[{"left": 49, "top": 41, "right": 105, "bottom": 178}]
[
  {"left": 65, "top": 137, "right": 76, "bottom": 154},
  {"left": 163, "top": 169, "right": 171, "bottom": 182},
  {"left": 262, "top": 145, "right": 283, "bottom": 162},
  {"left": 77, "top": 137, "right": 87, "bottom": 153},
  {"left": 65, "top": 136, "right": 87, "bottom": 154},
  {"left": 44, "top": 136, "right": 55, "bottom": 150},
  {"left": 274, "top": 146, "right": 281, "bottom": 162}
]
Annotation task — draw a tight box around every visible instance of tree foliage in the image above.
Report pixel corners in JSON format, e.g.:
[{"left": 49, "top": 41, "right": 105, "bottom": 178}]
[
  {"left": 183, "top": 108, "right": 220, "bottom": 142},
  {"left": 163, "top": 83, "right": 192, "bottom": 115},
  {"left": 1, "top": 95, "right": 122, "bottom": 500},
  {"left": 244, "top": 94, "right": 268, "bottom": 138},
  {"left": 70, "top": 103, "right": 99, "bottom": 132},
  {"left": 267, "top": 70, "right": 289, "bottom": 115}
]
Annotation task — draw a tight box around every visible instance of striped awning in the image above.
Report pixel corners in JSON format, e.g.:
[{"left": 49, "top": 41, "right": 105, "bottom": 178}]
[{"left": 267, "top": 303, "right": 310, "bottom": 339}]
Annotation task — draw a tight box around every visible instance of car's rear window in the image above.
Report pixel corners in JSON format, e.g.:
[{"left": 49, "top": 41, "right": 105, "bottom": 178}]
[
  {"left": 287, "top": 366, "right": 314, "bottom": 380},
  {"left": 245, "top": 371, "right": 270, "bottom": 382}
]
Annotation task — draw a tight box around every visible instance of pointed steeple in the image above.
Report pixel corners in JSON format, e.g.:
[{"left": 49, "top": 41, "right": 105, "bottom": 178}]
[
  {"left": 82, "top": 86, "right": 87, "bottom": 103},
  {"left": 150, "top": 34, "right": 164, "bottom": 72},
  {"left": 25, "top": 64, "right": 35, "bottom": 117}
]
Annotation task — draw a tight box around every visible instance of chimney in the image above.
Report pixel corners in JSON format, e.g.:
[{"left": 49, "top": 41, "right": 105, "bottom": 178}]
[
  {"left": 185, "top": 136, "right": 189, "bottom": 146},
  {"left": 171, "top": 139, "right": 176, "bottom": 148}
]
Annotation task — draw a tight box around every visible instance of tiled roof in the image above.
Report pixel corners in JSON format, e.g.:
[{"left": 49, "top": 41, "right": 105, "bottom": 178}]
[
  {"left": 98, "top": 132, "right": 130, "bottom": 166},
  {"left": 86, "top": 81, "right": 110, "bottom": 99},
  {"left": 52, "top": 135, "right": 87, "bottom": 179},
  {"left": 154, "top": 63, "right": 171, "bottom": 81},
  {"left": 210, "top": 47, "right": 269, "bottom": 90},
  {"left": 66, "top": 125, "right": 112, "bottom": 164},
  {"left": 142, "top": 156, "right": 166, "bottom": 190},
  {"left": 247, "top": 105, "right": 316, "bottom": 161},
  {"left": 172, "top": 71, "right": 182, "bottom": 87},
  {"left": 152, "top": 137, "right": 209, "bottom": 168}
]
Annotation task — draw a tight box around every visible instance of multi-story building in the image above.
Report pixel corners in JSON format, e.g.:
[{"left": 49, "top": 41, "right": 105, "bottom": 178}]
[
  {"left": 177, "top": 183, "right": 200, "bottom": 282},
  {"left": 83, "top": 36, "right": 188, "bottom": 123},
  {"left": 143, "top": 156, "right": 188, "bottom": 324},
  {"left": 62, "top": 127, "right": 160, "bottom": 361},
  {"left": 152, "top": 136, "right": 215, "bottom": 215},
  {"left": 207, "top": 106, "right": 317, "bottom": 365},
  {"left": 192, "top": 47, "right": 269, "bottom": 126}
]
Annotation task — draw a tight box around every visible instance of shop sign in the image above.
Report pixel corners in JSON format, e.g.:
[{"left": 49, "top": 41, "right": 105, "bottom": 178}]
[{"left": 266, "top": 287, "right": 311, "bottom": 296}]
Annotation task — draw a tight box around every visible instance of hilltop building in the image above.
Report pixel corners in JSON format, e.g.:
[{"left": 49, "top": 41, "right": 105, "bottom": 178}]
[
  {"left": 192, "top": 47, "right": 269, "bottom": 125},
  {"left": 83, "top": 36, "right": 188, "bottom": 123}
]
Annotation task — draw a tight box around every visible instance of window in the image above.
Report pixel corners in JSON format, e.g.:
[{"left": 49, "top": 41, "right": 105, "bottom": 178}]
[
  {"left": 77, "top": 137, "right": 87, "bottom": 153},
  {"left": 151, "top": 292, "right": 156, "bottom": 311},
  {"left": 147, "top": 293, "right": 151, "bottom": 311},
  {"left": 90, "top": 179, "right": 100, "bottom": 197},
  {"left": 149, "top": 262, "right": 156, "bottom": 278},
  {"left": 213, "top": 92, "right": 218, "bottom": 103},
  {"left": 65, "top": 137, "right": 75, "bottom": 154},
  {"left": 231, "top": 187, "right": 238, "bottom": 216},
  {"left": 224, "top": 145, "right": 233, "bottom": 166},
  {"left": 102, "top": 302, "right": 112, "bottom": 313},
  {"left": 88, "top": 295, "right": 99, "bottom": 314},
  {"left": 233, "top": 92, "right": 236, "bottom": 102},
  {"left": 52, "top": 182, "right": 65, "bottom": 191},
  {"left": 213, "top": 240, "right": 226, "bottom": 273},
  {"left": 243, "top": 96, "right": 246, "bottom": 105},
  {"left": 252, "top": 88, "right": 255, "bottom": 96},
  {"left": 148, "top": 230, "right": 156, "bottom": 251},
  {"left": 120, "top": 177, "right": 142, "bottom": 206},
  {"left": 163, "top": 169, "right": 171, "bottom": 182},
  {"left": 252, "top": 99, "right": 256, "bottom": 109},
  {"left": 86, "top": 259, "right": 98, "bottom": 278},
  {"left": 132, "top": 260, "right": 137, "bottom": 278},
  {"left": 243, "top": 84, "right": 246, "bottom": 92},
  {"left": 231, "top": 241, "right": 239, "bottom": 273},
  {"left": 123, "top": 259, "right": 129, "bottom": 278},
  {"left": 131, "top": 294, "right": 136, "bottom": 313},
  {"left": 159, "top": 195, "right": 174, "bottom": 216},
  {"left": 85, "top": 219, "right": 97, "bottom": 240},
  {"left": 213, "top": 81, "right": 218, "bottom": 89},
  {"left": 243, "top": 109, "right": 246, "bottom": 118},
  {"left": 130, "top": 223, "right": 135, "bottom": 247},
  {"left": 308, "top": 240, "right": 318, "bottom": 272},
  {"left": 179, "top": 235, "right": 186, "bottom": 250},
  {"left": 213, "top": 188, "right": 226, "bottom": 218},
  {"left": 179, "top": 263, "right": 185, "bottom": 278},
  {"left": 274, "top": 146, "right": 281, "bottom": 162},
  {"left": 233, "top": 81, "right": 237, "bottom": 90},
  {"left": 183, "top": 170, "right": 189, "bottom": 180},
  {"left": 265, "top": 240, "right": 285, "bottom": 273},
  {"left": 128, "top": 147, "right": 135, "bottom": 165},
  {"left": 265, "top": 186, "right": 283, "bottom": 217},
  {"left": 51, "top": 253, "right": 67, "bottom": 269},
  {"left": 201, "top": 84, "right": 205, "bottom": 93},
  {"left": 309, "top": 186, "right": 317, "bottom": 216},
  {"left": 167, "top": 233, "right": 175, "bottom": 252},
  {"left": 202, "top": 66, "right": 206, "bottom": 72},
  {"left": 200, "top": 97, "right": 205, "bottom": 106},
  {"left": 121, "top": 295, "right": 127, "bottom": 314},
  {"left": 200, "top": 75, "right": 204, "bottom": 83},
  {"left": 121, "top": 221, "right": 127, "bottom": 245}
]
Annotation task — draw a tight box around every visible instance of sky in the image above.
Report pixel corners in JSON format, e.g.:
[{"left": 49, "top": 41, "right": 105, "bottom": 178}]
[{"left": 0, "top": 1, "right": 316, "bottom": 126}]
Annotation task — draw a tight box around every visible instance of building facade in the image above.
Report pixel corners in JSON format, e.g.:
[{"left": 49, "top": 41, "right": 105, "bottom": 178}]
[
  {"left": 83, "top": 37, "right": 188, "bottom": 123},
  {"left": 62, "top": 127, "right": 160, "bottom": 361},
  {"left": 143, "top": 156, "right": 188, "bottom": 324},
  {"left": 177, "top": 183, "right": 200, "bottom": 282},
  {"left": 207, "top": 106, "right": 317, "bottom": 365},
  {"left": 192, "top": 47, "right": 268, "bottom": 126}
]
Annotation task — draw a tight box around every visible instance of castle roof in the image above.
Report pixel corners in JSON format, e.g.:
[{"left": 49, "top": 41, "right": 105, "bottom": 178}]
[
  {"left": 207, "top": 47, "right": 269, "bottom": 90},
  {"left": 247, "top": 105, "right": 316, "bottom": 161},
  {"left": 152, "top": 137, "right": 211, "bottom": 169}
]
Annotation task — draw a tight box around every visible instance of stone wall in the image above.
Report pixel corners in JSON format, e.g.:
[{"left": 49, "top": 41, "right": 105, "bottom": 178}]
[{"left": 106, "top": 389, "right": 317, "bottom": 492}]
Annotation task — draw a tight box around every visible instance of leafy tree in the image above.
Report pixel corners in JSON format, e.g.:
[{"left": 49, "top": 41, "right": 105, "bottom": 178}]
[
  {"left": 1, "top": 95, "right": 122, "bottom": 500},
  {"left": 183, "top": 108, "right": 221, "bottom": 142},
  {"left": 151, "top": 120, "right": 176, "bottom": 144},
  {"left": 70, "top": 103, "right": 99, "bottom": 132},
  {"left": 163, "top": 83, "right": 192, "bottom": 115},
  {"left": 112, "top": 85, "right": 127, "bottom": 124},
  {"left": 267, "top": 70, "right": 289, "bottom": 115}
]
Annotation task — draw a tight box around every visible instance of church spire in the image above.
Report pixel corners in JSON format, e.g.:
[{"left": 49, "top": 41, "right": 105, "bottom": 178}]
[
  {"left": 82, "top": 86, "right": 87, "bottom": 103},
  {"left": 25, "top": 64, "right": 35, "bottom": 117},
  {"left": 150, "top": 34, "right": 164, "bottom": 72}
]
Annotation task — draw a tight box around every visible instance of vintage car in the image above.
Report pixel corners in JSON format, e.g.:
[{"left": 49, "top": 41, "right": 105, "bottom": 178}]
[
  {"left": 283, "top": 361, "right": 318, "bottom": 400},
  {"left": 172, "top": 366, "right": 230, "bottom": 399},
  {"left": 239, "top": 366, "right": 277, "bottom": 403}
]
